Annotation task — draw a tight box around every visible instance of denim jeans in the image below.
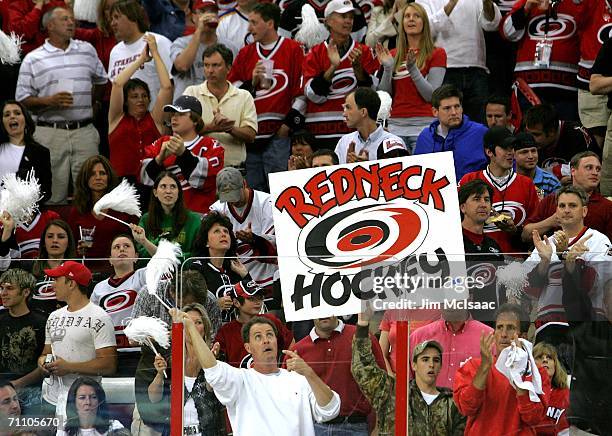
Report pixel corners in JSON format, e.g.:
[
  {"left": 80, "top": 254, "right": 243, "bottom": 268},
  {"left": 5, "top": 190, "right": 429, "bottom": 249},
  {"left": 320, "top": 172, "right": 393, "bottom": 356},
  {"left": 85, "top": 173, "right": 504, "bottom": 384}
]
[
  {"left": 443, "top": 67, "right": 489, "bottom": 124},
  {"left": 245, "top": 135, "right": 291, "bottom": 192},
  {"left": 313, "top": 421, "right": 369, "bottom": 436}
]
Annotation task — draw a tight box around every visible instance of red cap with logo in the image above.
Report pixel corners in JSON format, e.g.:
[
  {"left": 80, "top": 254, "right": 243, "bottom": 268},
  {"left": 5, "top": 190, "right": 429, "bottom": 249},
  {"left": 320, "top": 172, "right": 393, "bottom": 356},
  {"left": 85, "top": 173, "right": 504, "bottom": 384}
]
[
  {"left": 192, "top": 0, "right": 218, "bottom": 11},
  {"left": 44, "top": 261, "right": 93, "bottom": 286}
]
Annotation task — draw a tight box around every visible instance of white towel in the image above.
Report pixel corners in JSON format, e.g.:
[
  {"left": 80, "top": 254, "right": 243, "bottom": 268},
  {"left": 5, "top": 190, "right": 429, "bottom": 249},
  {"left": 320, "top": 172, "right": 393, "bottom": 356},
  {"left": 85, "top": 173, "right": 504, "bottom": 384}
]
[{"left": 495, "top": 338, "right": 543, "bottom": 402}]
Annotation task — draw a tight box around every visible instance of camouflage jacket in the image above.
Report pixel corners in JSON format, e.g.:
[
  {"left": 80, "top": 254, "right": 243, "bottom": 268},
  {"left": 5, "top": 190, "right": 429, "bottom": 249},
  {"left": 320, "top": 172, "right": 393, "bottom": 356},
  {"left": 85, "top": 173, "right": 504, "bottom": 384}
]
[
  {"left": 351, "top": 325, "right": 466, "bottom": 436},
  {"left": 408, "top": 379, "right": 466, "bottom": 436},
  {"left": 351, "top": 325, "right": 395, "bottom": 435}
]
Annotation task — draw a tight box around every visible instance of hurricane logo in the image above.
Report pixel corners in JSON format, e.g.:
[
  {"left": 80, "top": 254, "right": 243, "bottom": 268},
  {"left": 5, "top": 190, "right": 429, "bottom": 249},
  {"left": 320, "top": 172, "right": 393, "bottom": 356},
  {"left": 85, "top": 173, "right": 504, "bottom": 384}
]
[
  {"left": 34, "top": 282, "right": 55, "bottom": 300},
  {"left": 297, "top": 200, "right": 429, "bottom": 274},
  {"left": 598, "top": 23, "right": 612, "bottom": 44},
  {"left": 99, "top": 290, "right": 138, "bottom": 314},
  {"left": 548, "top": 263, "right": 564, "bottom": 284},
  {"left": 215, "top": 283, "right": 236, "bottom": 299},
  {"left": 528, "top": 15, "right": 576, "bottom": 41},
  {"left": 467, "top": 263, "right": 496, "bottom": 286},
  {"left": 240, "top": 353, "right": 255, "bottom": 369},
  {"left": 255, "top": 71, "right": 289, "bottom": 101},
  {"left": 484, "top": 201, "right": 527, "bottom": 232},
  {"left": 329, "top": 68, "right": 357, "bottom": 99}
]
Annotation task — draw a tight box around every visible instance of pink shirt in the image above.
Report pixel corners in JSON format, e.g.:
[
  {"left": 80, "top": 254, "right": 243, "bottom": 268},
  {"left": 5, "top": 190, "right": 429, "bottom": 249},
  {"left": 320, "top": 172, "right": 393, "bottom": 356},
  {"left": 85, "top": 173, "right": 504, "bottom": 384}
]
[{"left": 409, "top": 318, "right": 493, "bottom": 388}]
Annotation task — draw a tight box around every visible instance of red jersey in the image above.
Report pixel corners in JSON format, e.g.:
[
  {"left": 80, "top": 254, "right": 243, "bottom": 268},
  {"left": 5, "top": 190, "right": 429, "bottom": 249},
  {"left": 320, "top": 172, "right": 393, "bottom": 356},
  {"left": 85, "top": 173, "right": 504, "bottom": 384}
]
[
  {"left": 577, "top": 0, "right": 612, "bottom": 88},
  {"left": 228, "top": 37, "right": 305, "bottom": 139},
  {"left": 502, "top": 0, "right": 589, "bottom": 91},
  {"left": 214, "top": 313, "right": 294, "bottom": 368},
  {"left": 537, "top": 387, "right": 569, "bottom": 435},
  {"left": 454, "top": 357, "right": 549, "bottom": 435},
  {"left": 15, "top": 210, "right": 60, "bottom": 259},
  {"left": 390, "top": 47, "right": 447, "bottom": 119},
  {"left": 109, "top": 112, "right": 161, "bottom": 177},
  {"left": 140, "top": 134, "right": 224, "bottom": 213},
  {"left": 460, "top": 169, "right": 540, "bottom": 255},
  {"left": 303, "top": 39, "right": 379, "bottom": 140}
]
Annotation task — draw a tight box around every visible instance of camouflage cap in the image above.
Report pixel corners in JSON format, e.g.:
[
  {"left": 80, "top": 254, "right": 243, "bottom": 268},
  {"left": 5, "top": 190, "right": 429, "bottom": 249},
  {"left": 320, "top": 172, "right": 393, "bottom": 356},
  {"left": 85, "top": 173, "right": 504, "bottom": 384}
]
[{"left": 412, "top": 340, "right": 443, "bottom": 362}]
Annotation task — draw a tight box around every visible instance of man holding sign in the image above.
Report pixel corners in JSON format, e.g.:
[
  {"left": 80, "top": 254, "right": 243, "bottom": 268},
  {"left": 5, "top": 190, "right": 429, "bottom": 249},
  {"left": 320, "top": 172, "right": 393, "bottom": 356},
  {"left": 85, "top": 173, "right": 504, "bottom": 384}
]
[{"left": 173, "top": 309, "right": 340, "bottom": 436}]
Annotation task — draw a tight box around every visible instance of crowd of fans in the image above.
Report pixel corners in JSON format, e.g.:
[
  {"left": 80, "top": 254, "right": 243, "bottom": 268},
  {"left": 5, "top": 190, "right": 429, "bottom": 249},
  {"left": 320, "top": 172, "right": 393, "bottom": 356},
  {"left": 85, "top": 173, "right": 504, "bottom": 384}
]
[{"left": 0, "top": 0, "right": 611, "bottom": 434}]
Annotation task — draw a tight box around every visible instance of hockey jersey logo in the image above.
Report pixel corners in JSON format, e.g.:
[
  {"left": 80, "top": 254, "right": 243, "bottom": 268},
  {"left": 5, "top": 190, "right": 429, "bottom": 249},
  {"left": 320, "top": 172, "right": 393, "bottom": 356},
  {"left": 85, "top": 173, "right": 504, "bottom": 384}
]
[
  {"left": 485, "top": 201, "right": 527, "bottom": 232},
  {"left": 98, "top": 290, "right": 138, "bottom": 314},
  {"left": 329, "top": 67, "right": 358, "bottom": 100},
  {"left": 528, "top": 14, "right": 577, "bottom": 41},
  {"left": 598, "top": 23, "right": 612, "bottom": 44},
  {"left": 254, "top": 70, "right": 289, "bottom": 101},
  {"left": 466, "top": 263, "right": 497, "bottom": 286}
]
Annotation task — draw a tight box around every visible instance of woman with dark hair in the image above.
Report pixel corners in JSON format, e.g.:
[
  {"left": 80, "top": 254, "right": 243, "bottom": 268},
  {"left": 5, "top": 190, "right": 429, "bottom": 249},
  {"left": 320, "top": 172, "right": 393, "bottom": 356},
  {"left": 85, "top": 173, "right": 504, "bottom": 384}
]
[
  {"left": 0, "top": 100, "right": 52, "bottom": 202},
  {"left": 130, "top": 171, "right": 201, "bottom": 260},
  {"left": 108, "top": 33, "right": 172, "bottom": 183},
  {"left": 189, "top": 211, "right": 250, "bottom": 322},
  {"left": 59, "top": 377, "right": 123, "bottom": 436},
  {"left": 68, "top": 155, "right": 139, "bottom": 273},
  {"left": 0, "top": 218, "right": 76, "bottom": 316}
]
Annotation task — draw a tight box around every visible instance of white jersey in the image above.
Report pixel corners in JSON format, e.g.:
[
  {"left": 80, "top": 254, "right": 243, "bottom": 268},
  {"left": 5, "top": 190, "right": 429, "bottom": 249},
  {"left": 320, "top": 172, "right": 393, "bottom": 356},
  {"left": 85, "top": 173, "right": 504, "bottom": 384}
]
[
  {"left": 205, "top": 361, "right": 340, "bottom": 436},
  {"left": 216, "top": 9, "right": 252, "bottom": 52},
  {"left": 108, "top": 32, "right": 173, "bottom": 110},
  {"left": 43, "top": 303, "right": 116, "bottom": 414},
  {"left": 210, "top": 189, "right": 277, "bottom": 288},
  {"left": 526, "top": 227, "right": 611, "bottom": 328},
  {"left": 91, "top": 268, "right": 146, "bottom": 353},
  {"left": 335, "top": 125, "right": 406, "bottom": 164}
]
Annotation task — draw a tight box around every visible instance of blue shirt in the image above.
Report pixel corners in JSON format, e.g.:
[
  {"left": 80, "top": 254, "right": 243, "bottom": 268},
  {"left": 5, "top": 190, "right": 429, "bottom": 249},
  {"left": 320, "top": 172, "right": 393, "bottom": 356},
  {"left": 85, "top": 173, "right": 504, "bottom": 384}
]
[{"left": 533, "top": 166, "right": 561, "bottom": 197}]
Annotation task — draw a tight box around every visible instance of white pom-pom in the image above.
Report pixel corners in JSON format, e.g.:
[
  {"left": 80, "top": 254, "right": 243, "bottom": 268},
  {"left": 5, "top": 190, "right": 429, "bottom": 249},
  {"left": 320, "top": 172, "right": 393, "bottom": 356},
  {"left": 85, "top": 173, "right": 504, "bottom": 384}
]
[
  {"left": 0, "top": 170, "right": 42, "bottom": 226},
  {"left": 93, "top": 179, "right": 141, "bottom": 217},
  {"left": 295, "top": 4, "right": 328, "bottom": 49},
  {"left": 0, "top": 31, "right": 22, "bottom": 65},
  {"left": 497, "top": 261, "right": 530, "bottom": 300},
  {"left": 377, "top": 91, "right": 392, "bottom": 124},
  {"left": 124, "top": 316, "right": 170, "bottom": 349},
  {"left": 73, "top": 0, "right": 100, "bottom": 23},
  {"left": 146, "top": 239, "right": 182, "bottom": 298}
]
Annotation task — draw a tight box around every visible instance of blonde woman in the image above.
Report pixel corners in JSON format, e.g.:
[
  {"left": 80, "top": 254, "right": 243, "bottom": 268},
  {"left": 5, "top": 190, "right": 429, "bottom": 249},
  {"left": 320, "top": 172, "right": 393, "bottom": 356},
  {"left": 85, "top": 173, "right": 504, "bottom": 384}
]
[
  {"left": 533, "top": 342, "right": 569, "bottom": 435},
  {"left": 376, "top": 3, "right": 446, "bottom": 152}
]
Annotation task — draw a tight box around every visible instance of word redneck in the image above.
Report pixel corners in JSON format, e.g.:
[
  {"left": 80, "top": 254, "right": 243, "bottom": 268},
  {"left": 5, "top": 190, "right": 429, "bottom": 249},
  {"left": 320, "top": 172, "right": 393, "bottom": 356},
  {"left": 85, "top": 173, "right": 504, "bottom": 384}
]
[{"left": 275, "top": 162, "right": 451, "bottom": 228}]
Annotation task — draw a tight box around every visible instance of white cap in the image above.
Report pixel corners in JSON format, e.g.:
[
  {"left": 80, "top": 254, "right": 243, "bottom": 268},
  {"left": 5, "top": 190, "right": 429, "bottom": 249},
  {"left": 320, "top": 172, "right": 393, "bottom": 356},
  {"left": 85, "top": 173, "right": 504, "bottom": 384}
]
[{"left": 324, "top": 0, "right": 359, "bottom": 18}]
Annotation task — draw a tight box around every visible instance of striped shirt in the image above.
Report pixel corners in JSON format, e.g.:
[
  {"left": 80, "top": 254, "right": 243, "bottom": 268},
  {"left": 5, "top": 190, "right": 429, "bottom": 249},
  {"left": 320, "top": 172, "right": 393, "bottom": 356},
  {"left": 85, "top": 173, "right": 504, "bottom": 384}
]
[
  {"left": 16, "top": 39, "right": 107, "bottom": 122},
  {"left": 533, "top": 166, "right": 561, "bottom": 198}
]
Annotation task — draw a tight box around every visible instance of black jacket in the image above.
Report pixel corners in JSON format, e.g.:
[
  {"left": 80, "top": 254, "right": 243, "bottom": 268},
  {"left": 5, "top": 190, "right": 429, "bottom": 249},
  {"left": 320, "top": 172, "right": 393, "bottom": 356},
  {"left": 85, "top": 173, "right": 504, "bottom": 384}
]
[{"left": 17, "top": 142, "right": 52, "bottom": 204}]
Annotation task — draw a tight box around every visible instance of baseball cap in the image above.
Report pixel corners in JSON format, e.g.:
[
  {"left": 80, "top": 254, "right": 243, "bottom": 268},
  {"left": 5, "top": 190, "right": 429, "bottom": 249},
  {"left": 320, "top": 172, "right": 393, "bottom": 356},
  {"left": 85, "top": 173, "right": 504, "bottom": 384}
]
[
  {"left": 192, "top": 0, "right": 218, "bottom": 11},
  {"left": 412, "top": 340, "right": 443, "bottom": 362},
  {"left": 483, "top": 126, "right": 515, "bottom": 151},
  {"left": 232, "top": 280, "right": 265, "bottom": 299},
  {"left": 377, "top": 138, "right": 409, "bottom": 160},
  {"left": 324, "top": 0, "right": 359, "bottom": 18},
  {"left": 216, "top": 167, "right": 244, "bottom": 203},
  {"left": 163, "top": 95, "right": 202, "bottom": 116},
  {"left": 512, "top": 132, "right": 537, "bottom": 151},
  {"left": 44, "top": 261, "right": 93, "bottom": 286}
]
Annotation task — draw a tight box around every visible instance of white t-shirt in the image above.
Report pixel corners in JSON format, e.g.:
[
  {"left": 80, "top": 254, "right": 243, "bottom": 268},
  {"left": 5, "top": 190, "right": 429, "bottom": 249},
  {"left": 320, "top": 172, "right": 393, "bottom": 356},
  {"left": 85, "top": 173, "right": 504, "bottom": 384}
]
[
  {"left": 216, "top": 9, "right": 252, "bottom": 52},
  {"left": 108, "top": 32, "right": 173, "bottom": 110},
  {"left": 56, "top": 419, "right": 124, "bottom": 436},
  {"left": 420, "top": 391, "right": 440, "bottom": 405},
  {"left": 204, "top": 361, "right": 340, "bottom": 436},
  {"left": 0, "top": 143, "right": 25, "bottom": 180},
  {"left": 43, "top": 303, "right": 116, "bottom": 413}
]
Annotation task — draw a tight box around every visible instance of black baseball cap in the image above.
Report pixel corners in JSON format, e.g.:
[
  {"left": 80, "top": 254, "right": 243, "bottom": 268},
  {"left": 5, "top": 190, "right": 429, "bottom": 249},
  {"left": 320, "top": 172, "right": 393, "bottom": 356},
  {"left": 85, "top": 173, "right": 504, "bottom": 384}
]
[
  {"left": 513, "top": 132, "right": 538, "bottom": 151},
  {"left": 483, "top": 126, "right": 515, "bottom": 151},
  {"left": 163, "top": 95, "right": 202, "bottom": 116}
]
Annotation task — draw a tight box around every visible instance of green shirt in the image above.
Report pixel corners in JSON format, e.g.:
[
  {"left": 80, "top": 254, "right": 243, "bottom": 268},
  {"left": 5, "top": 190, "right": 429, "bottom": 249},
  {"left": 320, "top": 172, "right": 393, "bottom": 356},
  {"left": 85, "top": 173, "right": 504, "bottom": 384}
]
[{"left": 138, "top": 210, "right": 202, "bottom": 261}]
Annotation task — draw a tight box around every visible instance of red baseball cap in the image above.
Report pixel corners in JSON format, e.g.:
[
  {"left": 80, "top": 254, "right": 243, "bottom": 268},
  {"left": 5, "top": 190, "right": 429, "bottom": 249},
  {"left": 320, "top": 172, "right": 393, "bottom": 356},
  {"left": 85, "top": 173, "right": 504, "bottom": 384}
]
[
  {"left": 44, "top": 261, "right": 93, "bottom": 286},
  {"left": 192, "top": 0, "right": 218, "bottom": 11},
  {"left": 232, "top": 280, "right": 265, "bottom": 299}
]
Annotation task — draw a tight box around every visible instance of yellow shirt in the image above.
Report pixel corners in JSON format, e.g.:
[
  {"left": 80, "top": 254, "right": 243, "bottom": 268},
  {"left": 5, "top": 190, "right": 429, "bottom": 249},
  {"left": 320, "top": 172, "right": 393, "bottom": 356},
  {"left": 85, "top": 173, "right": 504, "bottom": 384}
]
[{"left": 183, "top": 81, "right": 257, "bottom": 166}]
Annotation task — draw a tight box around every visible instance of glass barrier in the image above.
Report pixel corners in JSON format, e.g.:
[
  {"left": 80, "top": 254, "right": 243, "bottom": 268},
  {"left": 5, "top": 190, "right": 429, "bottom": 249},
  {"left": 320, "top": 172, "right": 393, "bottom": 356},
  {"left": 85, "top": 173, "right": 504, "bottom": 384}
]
[{"left": 0, "top": 251, "right": 609, "bottom": 435}]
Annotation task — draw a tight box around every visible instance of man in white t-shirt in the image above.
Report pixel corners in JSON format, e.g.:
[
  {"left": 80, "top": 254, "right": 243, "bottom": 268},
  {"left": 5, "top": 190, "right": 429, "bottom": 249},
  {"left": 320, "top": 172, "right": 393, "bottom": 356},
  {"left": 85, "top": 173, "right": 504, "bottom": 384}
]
[
  {"left": 108, "top": 0, "right": 173, "bottom": 109},
  {"left": 37, "top": 261, "right": 117, "bottom": 420},
  {"left": 175, "top": 310, "right": 340, "bottom": 436}
]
